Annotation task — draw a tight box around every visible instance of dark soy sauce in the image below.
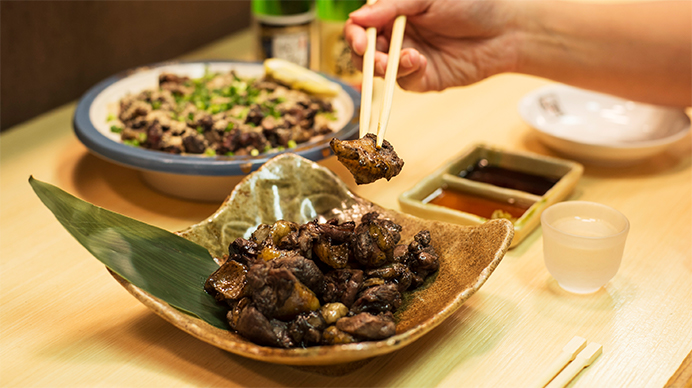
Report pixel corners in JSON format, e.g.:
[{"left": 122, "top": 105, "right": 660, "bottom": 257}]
[{"left": 458, "top": 159, "right": 560, "bottom": 196}]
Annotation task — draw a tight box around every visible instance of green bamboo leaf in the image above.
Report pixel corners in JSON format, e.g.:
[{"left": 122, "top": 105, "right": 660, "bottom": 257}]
[{"left": 29, "top": 176, "right": 228, "bottom": 329}]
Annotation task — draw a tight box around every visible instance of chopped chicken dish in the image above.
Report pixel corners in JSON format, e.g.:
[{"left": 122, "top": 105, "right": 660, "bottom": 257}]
[
  {"left": 110, "top": 69, "right": 337, "bottom": 157},
  {"left": 204, "top": 212, "right": 439, "bottom": 348}
]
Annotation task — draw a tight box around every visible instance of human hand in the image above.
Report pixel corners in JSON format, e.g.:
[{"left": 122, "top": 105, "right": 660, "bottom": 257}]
[{"left": 344, "top": 0, "right": 520, "bottom": 92}]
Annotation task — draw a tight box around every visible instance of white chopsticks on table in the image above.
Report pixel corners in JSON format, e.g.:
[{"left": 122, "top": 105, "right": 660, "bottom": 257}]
[
  {"left": 533, "top": 336, "right": 587, "bottom": 388},
  {"left": 358, "top": 0, "right": 407, "bottom": 148},
  {"left": 533, "top": 336, "right": 603, "bottom": 388},
  {"left": 545, "top": 342, "right": 603, "bottom": 388}
]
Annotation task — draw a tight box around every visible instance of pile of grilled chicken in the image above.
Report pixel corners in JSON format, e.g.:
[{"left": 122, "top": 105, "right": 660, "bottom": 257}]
[{"left": 204, "top": 212, "right": 439, "bottom": 348}]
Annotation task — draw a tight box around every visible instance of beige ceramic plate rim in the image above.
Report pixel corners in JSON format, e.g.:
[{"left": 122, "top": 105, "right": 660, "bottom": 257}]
[
  {"left": 518, "top": 84, "right": 691, "bottom": 148},
  {"left": 109, "top": 153, "right": 514, "bottom": 366}
]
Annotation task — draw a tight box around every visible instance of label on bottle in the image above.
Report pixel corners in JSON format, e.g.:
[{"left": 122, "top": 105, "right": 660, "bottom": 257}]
[{"left": 257, "top": 18, "right": 312, "bottom": 68}]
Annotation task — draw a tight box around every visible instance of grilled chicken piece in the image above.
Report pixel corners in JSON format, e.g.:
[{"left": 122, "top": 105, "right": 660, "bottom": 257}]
[
  {"left": 321, "top": 269, "right": 364, "bottom": 308},
  {"left": 353, "top": 212, "right": 402, "bottom": 268},
  {"left": 350, "top": 283, "right": 402, "bottom": 315},
  {"left": 329, "top": 133, "right": 404, "bottom": 185},
  {"left": 335, "top": 312, "right": 396, "bottom": 340}
]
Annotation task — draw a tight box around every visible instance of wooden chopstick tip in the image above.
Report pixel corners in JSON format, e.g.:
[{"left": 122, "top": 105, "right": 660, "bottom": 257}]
[
  {"left": 577, "top": 343, "right": 603, "bottom": 366},
  {"left": 564, "top": 336, "right": 587, "bottom": 355}
]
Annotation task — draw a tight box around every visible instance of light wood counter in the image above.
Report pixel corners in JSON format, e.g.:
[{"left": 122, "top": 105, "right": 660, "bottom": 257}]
[{"left": 2, "top": 28, "right": 691, "bottom": 388}]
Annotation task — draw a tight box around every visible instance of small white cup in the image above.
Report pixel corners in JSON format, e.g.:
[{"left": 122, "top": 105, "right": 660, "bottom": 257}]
[{"left": 541, "top": 201, "right": 629, "bottom": 294}]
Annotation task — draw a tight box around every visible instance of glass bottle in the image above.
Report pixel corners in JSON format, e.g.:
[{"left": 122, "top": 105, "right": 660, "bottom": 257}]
[
  {"left": 316, "top": 0, "right": 365, "bottom": 88},
  {"left": 252, "top": 0, "right": 315, "bottom": 68}
]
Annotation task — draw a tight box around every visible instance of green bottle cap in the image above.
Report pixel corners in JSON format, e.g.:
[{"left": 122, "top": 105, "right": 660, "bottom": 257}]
[
  {"left": 252, "top": 0, "right": 313, "bottom": 17},
  {"left": 317, "top": 0, "right": 365, "bottom": 21}
]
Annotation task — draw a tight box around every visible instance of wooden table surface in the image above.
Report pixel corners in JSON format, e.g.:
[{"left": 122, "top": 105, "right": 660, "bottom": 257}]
[{"left": 2, "top": 28, "right": 691, "bottom": 388}]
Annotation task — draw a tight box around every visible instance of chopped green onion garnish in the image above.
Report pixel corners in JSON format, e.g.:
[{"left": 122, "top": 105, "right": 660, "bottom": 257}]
[
  {"left": 232, "top": 81, "right": 247, "bottom": 94},
  {"left": 287, "top": 140, "right": 297, "bottom": 149},
  {"left": 225, "top": 151, "right": 235, "bottom": 156},
  {"left": 106, "top": 114, "right": 116, "bottom": 122},
  {"left": 204, "top": 148, "right": 216, "bottom": 156},
  {"left": 235, "top": 107, "right": 250, "bottom": 120},
  {"left": 123, "top": 139, "right": 140, "bottom": 147},
  {"left": 196, "top": 126, "right": 204, "bottom": 134},
  {"left": 110, "top": 125, "right": 123, "bottom": 133},
  {"left": 151, "top": 101, "right": 162, "bottom": 110},
  {"left": 225, "top": 122, "right": 235, "bottom": 132},
  {"left": 137, "top": 133, "right": 147, "bottom": 143}
]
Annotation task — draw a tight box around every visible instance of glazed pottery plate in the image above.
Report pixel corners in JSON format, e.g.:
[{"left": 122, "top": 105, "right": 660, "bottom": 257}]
[
  {"left": 519, "top": 84, "right": 690, "bottom": 165},
  {"left": 110, "top": 154, "right": 514, "bottom": 366},
  {"left": 73, "top": 61, "right": 359, "bottom": 201}
]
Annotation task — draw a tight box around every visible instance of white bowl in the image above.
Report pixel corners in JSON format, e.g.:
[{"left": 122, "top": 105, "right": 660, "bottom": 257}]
[
  {"left": 518, "top": 84, "right": 690, "bottom": 165},
  {"left": 74, "top": 60, "right": 359, "bottom": 202}
]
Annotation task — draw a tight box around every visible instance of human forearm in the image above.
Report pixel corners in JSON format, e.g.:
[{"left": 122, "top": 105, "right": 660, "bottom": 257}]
[{"left": 513, "top": 1, "right": 691, "bottom": 107}]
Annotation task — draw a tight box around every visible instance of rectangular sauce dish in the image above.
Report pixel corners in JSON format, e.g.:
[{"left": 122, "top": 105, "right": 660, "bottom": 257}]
[{"left": 398, "top": 144, "right": 583, "bottom": 248}]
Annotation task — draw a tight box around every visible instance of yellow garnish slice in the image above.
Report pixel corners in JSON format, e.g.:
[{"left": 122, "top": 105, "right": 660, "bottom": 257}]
[{"left": 264, "top": 58, "right": 342, "bottom": 97}]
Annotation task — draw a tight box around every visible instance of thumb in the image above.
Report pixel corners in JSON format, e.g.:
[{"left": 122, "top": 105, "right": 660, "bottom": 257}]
[{"left": 349, "top": 0, "right": 430, "bottom": 29}]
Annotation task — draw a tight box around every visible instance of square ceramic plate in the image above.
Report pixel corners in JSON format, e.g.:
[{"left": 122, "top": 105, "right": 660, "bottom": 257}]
[
  {"left": 108, "top": 153, "right": 514, "bottom": 366},
  {"left": 398, "top": 144, "right": 583, "bottom": 248}
]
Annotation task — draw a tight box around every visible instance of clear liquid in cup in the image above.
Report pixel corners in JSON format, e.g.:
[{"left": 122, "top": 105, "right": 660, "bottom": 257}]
[
  {"left": 553, "top": 216, "right": 619, "bottom": 237},
  {"left": 543, "top": 216, "right": 624, "bottom": 294}
]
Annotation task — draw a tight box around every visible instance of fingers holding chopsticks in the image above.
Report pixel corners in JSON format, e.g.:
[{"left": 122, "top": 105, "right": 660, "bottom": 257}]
[
  {"left": 345, "top": 23, "right": 425, "bottom": 79},
  {"left": 375, "top": 48, "right": 425, "bottom": 79},
  {"left": 351, "top": 0, "right": 422, "bottom": 144},
  {"left": 348, "top": 0, "right": 429, "bottom": 29},
  {"left": 392, "top": 50, "right": 428, "bottom": 91},
  {"left": 344, "top": 21, "right": 388, "bottom": 58},
  {"left": 345, "top": 0, "right": 427, "bottom": 80}
]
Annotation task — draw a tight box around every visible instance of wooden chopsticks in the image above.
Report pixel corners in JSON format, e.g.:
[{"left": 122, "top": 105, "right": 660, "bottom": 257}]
[
  {"left": 532, "top": 336, "right": 587, "bottom": 388},
  {"left": 358, "top": 0, "right": 378, "bottom": 138},
  {"left": 358, "top": 0, "right": 407, "bottom": 148},
  {"left": 533, "top": 336, "right": 603, "bottom": 388},
  {"left": 545, "top": 342, "right": 603, "bottom": 388},
  {"left": 376, "top": 15, "right": 406, "bottom": 147}
]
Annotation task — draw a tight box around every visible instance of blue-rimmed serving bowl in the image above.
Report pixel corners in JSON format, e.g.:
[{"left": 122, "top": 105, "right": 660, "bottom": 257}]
[{"left": 73, "top": 60, "right": 359, "bottom": 201}]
